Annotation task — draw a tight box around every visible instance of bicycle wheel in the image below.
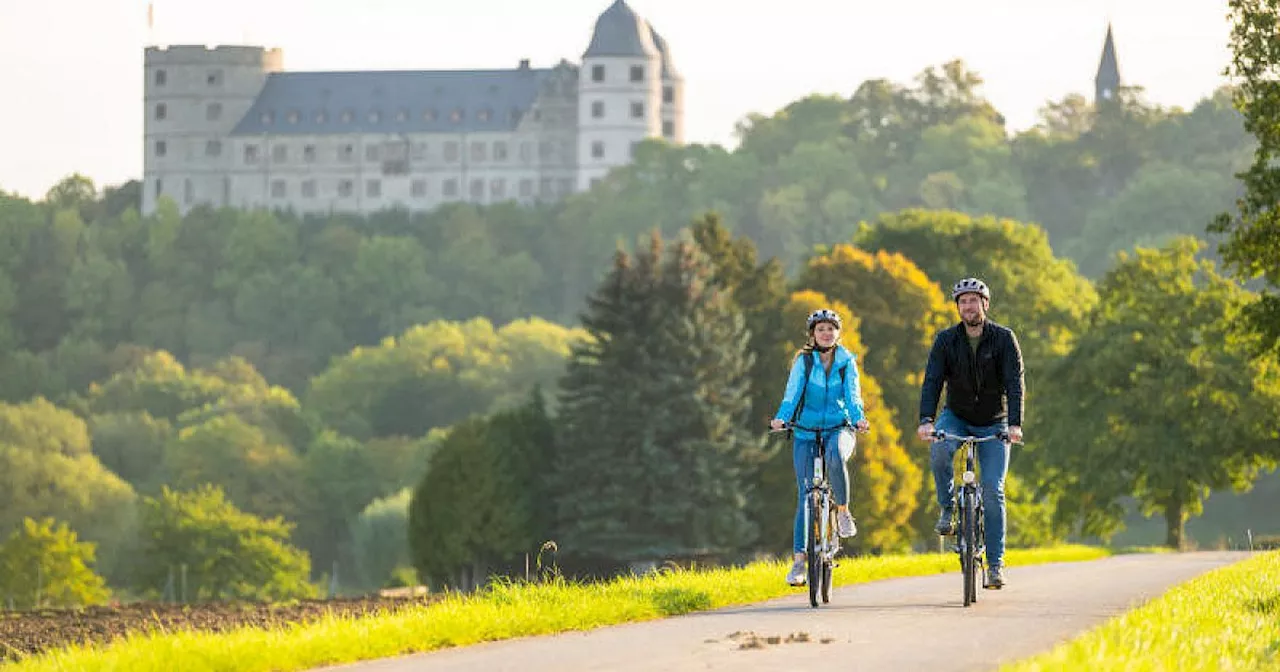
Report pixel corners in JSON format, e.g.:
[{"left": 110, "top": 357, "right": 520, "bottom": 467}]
[
  {"left": 964, "top": 489, "right": 980, "bottom": 606},
  {"left": 807, "top": 492, "right": 821, "bottom": 608},
  {"left": 962, "top": 489, "right": 977, "bottom": 607},
  {"left": 821, "top": 506, "right": 834, "bottom": 604}
]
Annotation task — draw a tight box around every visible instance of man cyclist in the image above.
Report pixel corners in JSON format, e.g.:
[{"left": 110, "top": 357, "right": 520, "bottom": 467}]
[{"left": 916, "top": 277, "right": 1024, "bottom": 589}]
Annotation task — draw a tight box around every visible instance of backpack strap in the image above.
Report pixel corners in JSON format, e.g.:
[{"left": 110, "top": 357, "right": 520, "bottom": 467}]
[{"left": 789, "top": 352, "right": 814, "bottom": 425}]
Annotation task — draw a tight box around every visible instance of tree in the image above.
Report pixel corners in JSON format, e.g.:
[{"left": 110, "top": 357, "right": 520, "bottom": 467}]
[
  {"left": 133, "top": 485, "right": 315, "bottom": 601},
  {"left": 1210, "top": 0, "right": 1280, "bottom": 353},
  {"left": 0, "top": 517, "right": 110, "bottom": 609},
  {"left": 551, "top": 231, "right": 764, "bottom": 566},
  {"left": 1034, "top": 238, "right": 1280, "bottom": 548},
  {"left": 350, "top": 488, "right": 413, "bottom": 591}
]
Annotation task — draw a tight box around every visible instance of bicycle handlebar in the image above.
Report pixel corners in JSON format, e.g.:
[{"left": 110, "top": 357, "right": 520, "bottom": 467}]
[
  {"left": 930, "top": 429, "right": 1022, "bottom": 445},
  {"left": 770, "top": 421, "right": 869, "bottom": 435}
]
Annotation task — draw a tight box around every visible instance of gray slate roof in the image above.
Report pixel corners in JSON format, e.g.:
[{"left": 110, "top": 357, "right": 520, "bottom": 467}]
[
  {"left": 230, "top": 67, "right": 552, "bottom": 136},
  {"left": 648, "top": 25, "right": 678, "bottom": 79},
  {"left": 583, "top": 0, "right": 659, "bottom": 58},
  {"left": 1096, "top": 25, "right": 1120, "bottom": 85}
]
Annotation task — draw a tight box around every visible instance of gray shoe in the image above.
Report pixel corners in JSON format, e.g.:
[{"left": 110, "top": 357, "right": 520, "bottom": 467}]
[
  {"left": 935, "top": 508, "right": 955, "bottom": 536},
  {"left": 987, "top": 565, "right": 1005, "bottom": 589},
  {"left": 786, "top": 558, "right": 807, "bottom": 586},
  {"left": 837, "top": 509, "right": 857, "bottom": 538}
]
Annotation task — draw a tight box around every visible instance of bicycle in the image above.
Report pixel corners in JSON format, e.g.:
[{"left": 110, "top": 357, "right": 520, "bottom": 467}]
[
  {"left": 930, "top": 429, "right": 1015, "bottom": 607},
  {"left": 772, "top": 420, "right": 863, "bottom": 608}
]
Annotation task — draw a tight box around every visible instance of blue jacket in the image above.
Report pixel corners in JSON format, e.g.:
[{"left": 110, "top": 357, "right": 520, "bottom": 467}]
[{"left": 773, "top": 346, "right": 866, "bottom": 440}]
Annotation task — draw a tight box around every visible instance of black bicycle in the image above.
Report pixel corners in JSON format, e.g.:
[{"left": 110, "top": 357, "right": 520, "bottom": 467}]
[
  {"left": 773, "top": 421, "right": 861, "bottom": 608},
  {"left": 930, "top": 429, "right": 1012, "bottom": 607}
]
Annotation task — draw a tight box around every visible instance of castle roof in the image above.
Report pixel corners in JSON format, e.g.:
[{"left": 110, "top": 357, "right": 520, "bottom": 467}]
[
  {"left": 229, "top": 66, "right": 554, "bottom": 136},
  {"left": 583, "top": 0, "right": 659, "bottom": 59},
  {"left": 648, "top": 25, "right": 678, "bottom": 79},
  {"left": 1096, "top": 24, "right": 1120, "bottom": 86}
]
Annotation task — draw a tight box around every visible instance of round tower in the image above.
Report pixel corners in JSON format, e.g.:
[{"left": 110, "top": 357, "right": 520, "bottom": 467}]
[
  {"left": 577, "top": 0, "right": 662, "bottom": 191},
  {"left": 648, "top": 25, "right": 684, "bottom": 145},
  {"left": 143, "top": 45, "right": 282, "bottom": 214}
]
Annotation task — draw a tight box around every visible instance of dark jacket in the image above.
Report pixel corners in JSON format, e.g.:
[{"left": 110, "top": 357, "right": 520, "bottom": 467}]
[{"left": 919, "top": 320, "right": 1025, "bottom": 427}]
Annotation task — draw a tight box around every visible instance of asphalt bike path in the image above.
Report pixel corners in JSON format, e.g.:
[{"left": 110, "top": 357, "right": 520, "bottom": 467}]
[{"left": 315, "top": 551, "right": 1248, "bottom": 672}]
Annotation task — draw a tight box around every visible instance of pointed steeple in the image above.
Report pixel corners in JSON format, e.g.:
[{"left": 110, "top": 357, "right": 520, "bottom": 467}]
[{"left": 1095, "top": 24, "right": 1121, "bottom": 105}]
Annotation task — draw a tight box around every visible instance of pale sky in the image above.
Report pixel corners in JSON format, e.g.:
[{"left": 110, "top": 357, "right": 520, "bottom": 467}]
[{"left": 0, "top": 0, "right": 1232, "bottom": 200}]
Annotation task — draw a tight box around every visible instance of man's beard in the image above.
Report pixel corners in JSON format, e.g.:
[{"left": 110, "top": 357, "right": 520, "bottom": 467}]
[{"left": 963, "top": 313, "right": 984, "bottom": 327}]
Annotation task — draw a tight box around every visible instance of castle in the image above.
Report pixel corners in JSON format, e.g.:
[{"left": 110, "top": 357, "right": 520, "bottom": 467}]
[{"left": 141, "top": 0, "right": 684, "bottom": 216}]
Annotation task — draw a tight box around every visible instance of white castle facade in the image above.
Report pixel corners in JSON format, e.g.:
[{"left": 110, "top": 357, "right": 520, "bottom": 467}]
[{"left": 141, "top": 0, "right": 684, "bottom": 216}]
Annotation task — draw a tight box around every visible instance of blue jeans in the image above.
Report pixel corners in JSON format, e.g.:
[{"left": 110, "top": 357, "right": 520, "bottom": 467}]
[
  {"left": 792, "top": 433, "right": 851, "bottom": 555},
  {"left": 930, "top": 408, "right": 1010, "bottom": 567}
]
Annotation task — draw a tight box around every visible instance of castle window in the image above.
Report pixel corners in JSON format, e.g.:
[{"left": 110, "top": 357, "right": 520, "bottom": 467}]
[
  {"left": 591, "top": 101, "right": 604, "bottom": 119},
  {"left": 450, "top": 109, "right": 463, "bottom": 123},
  {"left": 303, "top": 145, "right": 316, "bottom": 162},
  {"left": 592, "top": 65, "right": 604, "bottom": 82},
  {"left": 443, "top": 179, "right": 458, "bottom": 197},
  {"left": 271, "top": 180, "right": 286, "bottom": 198},
  {"left": 260, "top": 111, "right": 274, "bottom": 124},
  {"left": 154, "top": 70, "right": 167, "bottom": 86},
  {"left": 478, "top": 108, "right": 492, "bottom": 122},
  {"left": 663, "top": 120, "right": 674, "bottom": 137},
  {"left": 411, "top": 179, "right": 427, "bottom": 197},
  {"left": 154, "top": 103, "right": 167, "bottom": 120},
  {"left": 338, "top": 180, "right": 354, "bottom": 197},
  {"left": 155, "top": 179, "right": 163, "bottom": 198},
  {"left": 490, "top": 178, "right": 505, "bottom": 198},
  {"left": 540, "top": 178, "right": 553, "bottom": 197},
  {"left": 423, "top": 108, "right": 438, "bottom": 122},
  {"left": 444, "top": 141, "right": 459, "bottom": 162},
  {"left": 469, "top": 179, "right": 484, "bottom": 200},
  {"left": 340, "top": 110, "right": 354, "bottom": 123},
  {"left": 493, "top": 141, "right": 508, "bottom": 161},
  {"left": 367, "top": 180, "right": 381, "bottom": 198},
  {"left": 470, "top": 141, "right": 486, "bottom": 162},
  {"left": 302, "top": 180, "right": 317, "bottom": 198},
  {"left": 207, "top": 70, "right": 223, "bottom": 86},
  {"left": 286, "top": 110, "right": 300, "bottom": 124},
  {"left": 366, "top": 145, "right": 380, "bottom": 162},
  {"left": 368, "top": 110, "right": 381, "bottom": 123},
  {"left": 315, "top": 111, "right": 328, "bottom": 123},
  {"left": 510, "top": 107, "right": 523, "bottom": 124},
  {"left": 591, "top": 140, "right": 604, "bottom": 159},
  {"left": 663, "top": 86, "right": 674, "bottom": 104},
  {"left": 205, "top": 140, "right": 222, "bottom": 156},
  {"left": 630, "top": 65, "right": 643, "bottom": 82},
  {"left": 631, "top": 101, "right": 644, "bottom": 119},
  {"left": 411, "top": 142, "right": 428, "bottom": 160},
  {"left": 272, "top": 145, "right": 287, "bottom": 163},
  {"left": 519, "top": 179, "right": 533, "bottom": 198},
  {"left": 396, "top": 108, "right": 409, "bottom": 122},
  {"left": 244, "top": 144, "right": 260, "bottom": 164},
  {"left": 155, "top": 140, "right": 167, "bottom": 157},
  {"left": 519, "top": 142, "right": 532, "bottom": 162},
  {"left": 340, "top": 144, "right": 355, "bottom": 162},
  {"left": 207, "top": 103, "right": 222, "bottom": 120}
]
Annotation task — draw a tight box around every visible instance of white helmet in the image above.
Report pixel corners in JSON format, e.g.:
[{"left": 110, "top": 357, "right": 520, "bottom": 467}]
[{"left": 951, "top": 277, "right": 991, "bottom": 302}]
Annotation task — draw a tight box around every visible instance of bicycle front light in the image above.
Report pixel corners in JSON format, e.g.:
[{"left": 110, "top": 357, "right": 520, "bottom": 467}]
[{"left": 962, "top": 470, "right": 976, "bottom": 484}]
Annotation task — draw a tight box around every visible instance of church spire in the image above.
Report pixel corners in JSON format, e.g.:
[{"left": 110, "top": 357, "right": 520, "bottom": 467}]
[{"left": 1095, "top": 24, "right": 1121, "bottom": 105}]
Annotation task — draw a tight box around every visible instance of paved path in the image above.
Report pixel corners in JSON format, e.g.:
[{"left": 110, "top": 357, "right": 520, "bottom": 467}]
[{"left": 316, "top": 551, "right": 1248, "bottom": 672}]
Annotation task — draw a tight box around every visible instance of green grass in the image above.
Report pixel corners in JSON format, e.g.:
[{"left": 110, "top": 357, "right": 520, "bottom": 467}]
[
  {"left": 1001, "top": 549, "right": 1280, "bottom": 672},
  {"left": 11, "top": 545, "right": 1107, "bottom": 672}
]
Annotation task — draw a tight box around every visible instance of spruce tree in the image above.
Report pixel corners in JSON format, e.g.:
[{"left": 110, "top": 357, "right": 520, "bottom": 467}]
[{"left": 552, "top": 230, "right": 762, "bottom": 565}]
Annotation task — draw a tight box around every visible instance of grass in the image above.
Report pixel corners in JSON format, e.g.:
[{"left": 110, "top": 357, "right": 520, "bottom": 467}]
[
  {"left": 7, "top": 545, "right": 1107, "bottom": 671},
  {"left": 1001, "top": 549, "right": 1280, "bottom": 672}
]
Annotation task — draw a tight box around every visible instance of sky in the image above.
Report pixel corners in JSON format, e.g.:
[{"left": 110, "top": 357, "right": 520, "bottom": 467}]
[{"left": 0, "top": 0, "right": 1233, "bottom": 200}]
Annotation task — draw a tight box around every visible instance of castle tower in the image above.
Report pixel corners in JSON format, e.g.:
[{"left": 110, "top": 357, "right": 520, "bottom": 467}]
[
  {"left": 648, "top": 25, "right": 683, "bottom": 145},
  {"left": 143, "top": 45, "right": 282, "bottom": 215},
  {"left": 577, "top": 0, "right": 662, "bottom": 190},
  {"left": 1095, "top": 24, "right": 1121, "bottom": 107}
]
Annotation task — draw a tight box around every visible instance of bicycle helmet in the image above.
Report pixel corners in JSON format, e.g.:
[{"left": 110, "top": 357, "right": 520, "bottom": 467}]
[
  {"left": 951, "top": 277, "right": 991, "bottom": 302},
  {"left": 806, "top": 308, "right": 842, "bottom": 330}
]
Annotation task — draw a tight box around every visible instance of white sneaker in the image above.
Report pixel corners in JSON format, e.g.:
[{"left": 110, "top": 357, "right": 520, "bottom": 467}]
[
  {"left": 786, "top": 558, "right": 806, "bottom": 586},
  {"left": 837, "top": 510, "right": 857, "bottom": 538}
]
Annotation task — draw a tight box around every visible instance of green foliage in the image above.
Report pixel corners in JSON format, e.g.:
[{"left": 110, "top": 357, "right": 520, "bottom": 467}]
[
  {"left": 350, "top": 488, "right": 413, "bottom": 591},
  {"left": 1035, "top": 237, "right": 1280, "bottom": 547},
  {"left": 1212, "top": 0, "right": 1280, "bottom": 353},
  {"left": 133, "top": 485, "right": 315, "bottom": 601},
  {"left": 0, "top": 517, "right": 110, "bottom": 609},
  {"left": 551, "top": 231, "right": 763, "bottom": 564}
]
